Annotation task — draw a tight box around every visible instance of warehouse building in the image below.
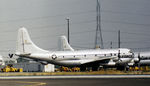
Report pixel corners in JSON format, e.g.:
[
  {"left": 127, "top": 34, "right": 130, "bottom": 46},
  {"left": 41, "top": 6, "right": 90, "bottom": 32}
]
[{"left": 10, "top": 57, "right": 55, "bottom": 72}]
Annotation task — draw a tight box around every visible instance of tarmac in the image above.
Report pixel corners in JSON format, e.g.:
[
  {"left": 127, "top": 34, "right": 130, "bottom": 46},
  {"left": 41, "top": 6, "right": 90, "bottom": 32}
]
[
  {"left": 0, "top": 72, "right": 150, "bottom": 86},
  {"left": 0, "top": 77, "right": 150, "bottom": 86}
]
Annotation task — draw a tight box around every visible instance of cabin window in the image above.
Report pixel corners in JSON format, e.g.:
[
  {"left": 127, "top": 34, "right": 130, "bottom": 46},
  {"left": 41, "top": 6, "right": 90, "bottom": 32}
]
[
  {"left": 74, "top": 56, "right": 75, "bottom": 58},
  {"left": 114, "top": 54, "right": 116, "bottom": 56},
  {"left": 104, "top": 54, "right": 106, "bottom": 56},
  {"left": 84, "top": 55, "right": 86, "bottom": 57},
  {"left": 95, "top": 54, "right": 97, "bottom": 56},
  {"left": 63, "top": 56, "right": 64, "bottom": 58},
  {"left": 110, "top": 53, "right": 112, "bottom": 56}
]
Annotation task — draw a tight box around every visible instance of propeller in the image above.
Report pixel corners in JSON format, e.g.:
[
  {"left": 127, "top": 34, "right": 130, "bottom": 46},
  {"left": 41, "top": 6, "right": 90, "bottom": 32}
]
[
  {"left": 133, "top": 53, "right": 141, "bottom": 66},
  {"left": 118, "top": 50, "right": 122, "bottom": 62},
  {"left": 137, "top": 53, "right": 141, "bottom": 67},
  {"left": 138, "top": 53, "right": 141, "bottom": 62},
  {"left": 8, "top": 54, "right": 14, "bottom": 58}
]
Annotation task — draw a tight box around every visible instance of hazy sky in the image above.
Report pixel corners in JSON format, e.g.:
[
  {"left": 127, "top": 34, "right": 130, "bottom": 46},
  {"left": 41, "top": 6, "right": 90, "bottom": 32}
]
[{"left": 0, "top": 0, "right": 150, "bottom": 56}]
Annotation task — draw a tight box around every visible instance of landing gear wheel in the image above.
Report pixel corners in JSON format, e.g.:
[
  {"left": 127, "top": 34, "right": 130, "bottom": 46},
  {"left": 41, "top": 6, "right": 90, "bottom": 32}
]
[
  {"left": 80, "top": 66, "right": 86, "bottom": 71},
  {"left": 92, "top": 66, "right": 99, "bottom": 71}
]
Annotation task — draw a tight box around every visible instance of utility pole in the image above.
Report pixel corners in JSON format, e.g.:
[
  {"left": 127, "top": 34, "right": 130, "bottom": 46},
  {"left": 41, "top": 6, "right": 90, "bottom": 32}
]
[
  {"left": 66, "top": 18, "right": 70, "bottom": 44},
  {"left": 110, "top": 41, "right": 112, "bottom": 49},
  {"left": 95, "top": 0, "right": 104, "bottom": 49},
  {"left": 118, "top": 30, "right": 120, "bottom": 48}
]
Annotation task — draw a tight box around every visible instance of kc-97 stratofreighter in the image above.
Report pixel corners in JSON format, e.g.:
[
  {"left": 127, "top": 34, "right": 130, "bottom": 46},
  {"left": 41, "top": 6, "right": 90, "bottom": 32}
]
[
  {"left": 15, "top": 27, "right": 133, "bottom": 71},
  {"left": 60, "top": 36, "right": 134, "bottom": 69}
]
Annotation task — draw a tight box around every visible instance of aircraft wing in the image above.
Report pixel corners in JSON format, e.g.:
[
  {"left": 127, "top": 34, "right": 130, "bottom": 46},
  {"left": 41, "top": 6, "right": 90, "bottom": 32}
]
[{"left": 80, "top": 56, "right": 117, "bottom": 65}]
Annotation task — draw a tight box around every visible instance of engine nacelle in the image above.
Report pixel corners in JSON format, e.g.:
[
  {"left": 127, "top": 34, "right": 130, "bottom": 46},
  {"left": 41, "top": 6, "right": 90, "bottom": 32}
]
[
  {"left": 105, "top": 60, "right": 116, "bottom": 66},
  {"left": 133, "top": 57, "right": 139, "bottom": 63}
]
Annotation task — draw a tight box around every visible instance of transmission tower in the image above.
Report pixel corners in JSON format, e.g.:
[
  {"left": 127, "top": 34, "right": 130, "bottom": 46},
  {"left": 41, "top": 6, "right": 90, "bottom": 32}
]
[{"left": 95, "top": 0, "right": 104, "bottom": 49}]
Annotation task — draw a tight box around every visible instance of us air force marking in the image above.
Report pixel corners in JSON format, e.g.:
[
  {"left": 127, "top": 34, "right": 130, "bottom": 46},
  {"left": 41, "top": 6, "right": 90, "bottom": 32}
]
[{"left": 51, "top": 54, "right": 57, "bottom": 60}]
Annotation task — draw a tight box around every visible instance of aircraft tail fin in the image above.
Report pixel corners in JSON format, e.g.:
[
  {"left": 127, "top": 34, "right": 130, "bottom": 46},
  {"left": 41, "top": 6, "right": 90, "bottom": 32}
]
[
  {"left": 59, "top": 36, "right": 74, "bottom": 51},
  {"left": 16, "top": 27, "right": 48, "bottom": 55}
]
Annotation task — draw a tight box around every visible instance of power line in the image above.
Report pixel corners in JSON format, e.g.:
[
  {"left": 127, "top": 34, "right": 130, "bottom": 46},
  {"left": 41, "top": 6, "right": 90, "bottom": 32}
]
[
  {"left": 0, "top": 10, "right": 95, "bottom": 24},
  {"left": 0, "top": 8, "right": 149, "bottom": 24},
  {"left": 0, "top": 28, "right": 149, "bottom": 42}
]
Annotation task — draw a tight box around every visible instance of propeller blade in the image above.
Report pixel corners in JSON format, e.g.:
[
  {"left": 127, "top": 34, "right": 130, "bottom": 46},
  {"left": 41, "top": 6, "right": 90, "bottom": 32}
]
[
  {"left": 138, "top": 53, "right": 140, "bottom": 62},
  {"left": 118, "top": 50, "right": 120, "bottom": 58},
  {"left": 118, "top": 50, "right": 122, "bottom": 62},
  {"left": 9, "top": 54, "right": 14, "bottom": 58}
]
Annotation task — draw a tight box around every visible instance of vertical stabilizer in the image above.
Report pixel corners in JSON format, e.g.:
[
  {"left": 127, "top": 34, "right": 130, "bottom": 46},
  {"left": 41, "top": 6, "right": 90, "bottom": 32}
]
[
  {"left": 16, "top": 27, "right": 49, "bottom": 55},
  {"left": 59, "top": 36, "right": 74, "bottom": 51}
]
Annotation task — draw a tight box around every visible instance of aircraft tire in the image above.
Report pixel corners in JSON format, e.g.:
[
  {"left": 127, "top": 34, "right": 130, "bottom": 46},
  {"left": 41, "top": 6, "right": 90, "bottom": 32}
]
[
  {"left": 92, "top": 66, "right": 98, "bottom": 71},
  {"left": 80, "top": 66, "right": 86, "bottom": 71}
]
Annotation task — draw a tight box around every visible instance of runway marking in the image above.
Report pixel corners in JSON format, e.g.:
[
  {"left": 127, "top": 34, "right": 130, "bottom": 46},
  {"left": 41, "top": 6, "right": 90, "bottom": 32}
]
[
  {"left": 14, "top": 81, "right": 46, "bottom": 86},
  {"left": 0, "top": 81, "right": 46, "bottom": 86}
]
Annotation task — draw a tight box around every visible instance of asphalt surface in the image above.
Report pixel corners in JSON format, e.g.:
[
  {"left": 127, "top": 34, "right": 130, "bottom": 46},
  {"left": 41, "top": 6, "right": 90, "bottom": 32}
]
[{"left": 0, "top": 78, "right": 150, "bottom": 86}]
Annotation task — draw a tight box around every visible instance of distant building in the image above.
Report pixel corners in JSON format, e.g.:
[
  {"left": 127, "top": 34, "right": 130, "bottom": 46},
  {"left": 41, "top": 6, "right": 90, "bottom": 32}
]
[{"left": 14, "top": 57, "right": 55, "bottom": 72}]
